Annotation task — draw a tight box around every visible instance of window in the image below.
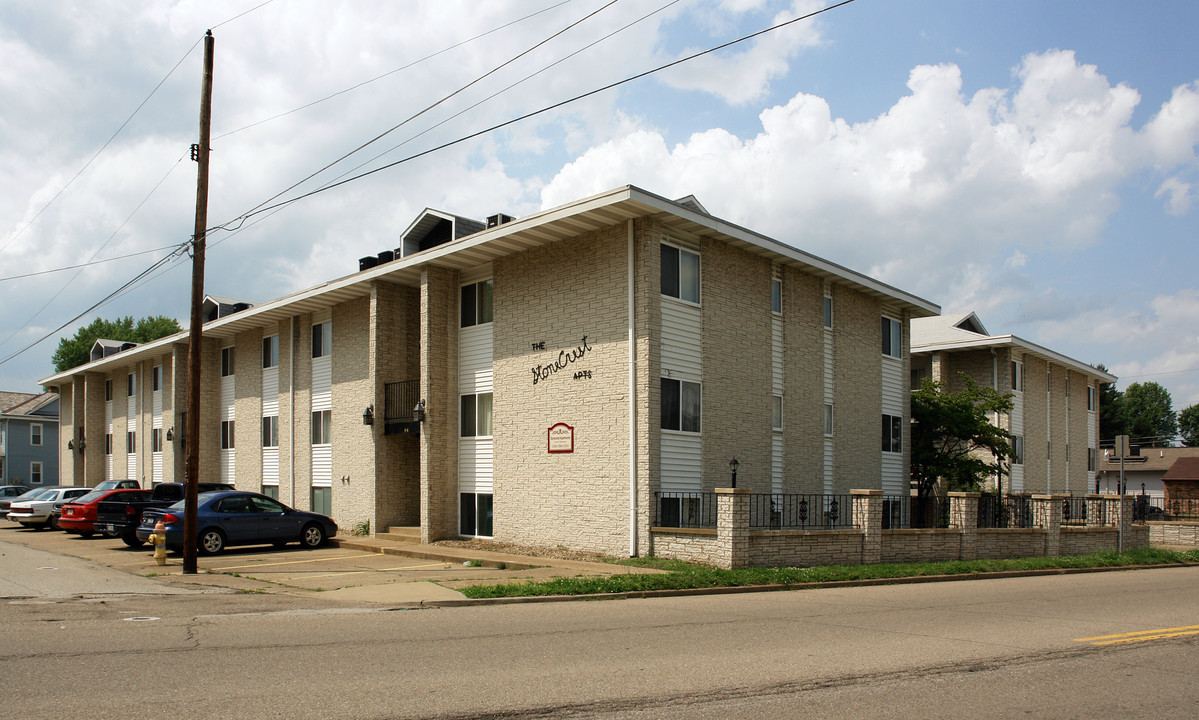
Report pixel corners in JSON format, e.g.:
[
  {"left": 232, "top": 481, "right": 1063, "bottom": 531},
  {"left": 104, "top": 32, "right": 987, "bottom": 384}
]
[
  {"left": 660, "top": 244, "right": 700, "bottom": 304},
  {"left": 261, "top": 485, "right": 279, "bottom": 500},
  {"left": 31, "top": 462, "right": 42, "bottom": 485},
  {"left": 105, "top": 433, "right": 113, "bottom": 455},
  {"left": 460, "top": 393, "right": 494, "bottom": 437},
  {"left": 824, "top": 404, "right": 834, "bottom": 436},
  {"left": 661, "top": 378, "right": 701, "bottom": 433},
  {"left": 221, "top": 346, "right": 235, "bottom": 377},
  {"left": 881, "top": 414, "right": 902, "bottom": 453},
  {"left": 911, "top": 368, "right": 928, "bottom": 388},
  {"left": 312, "top": 487, "right": 332, "bottom": 517},
  {"left": 126, "top": 431, "right": 136, "bottom": 453},
  {"left": 152, "top": 428, "right": 162, "bottom": 453},
  {"left": 1087, "top": 447, "right": 1096, "bottom": 472},
  {"left": 262, "top": 416, "right": 279, "bottom": 448},
  {"left": 263, "top": 335, "right": 279, "bottom": 368},
  {"left": 1088, "top": 386, "right": 1096, "bottom": 411},
  {"left": 881, "top": 318, "right": 901, "bottom": 358},
  {"left": 311, "top": 410, "right": 331, "bottom": 445},
  {"left": 105, "top": 379, "right": 112, "bottom": 402},
  {"left": 1011, "top": 435, "right": 1024, "bottom": 465},
  {"left": 1047, "top": 441, "right": 1052, "bottom": 461},
  {"left": 823, "top": 296, "right": 833, "bottom": 329},
  {"left": 152, "top": 366, "right": 162, "bottom": 392},
  {"left": 460, "top": 492, "right": 493, "bottom": 537},
  {"left": 771, "top": 278, "right": 782, "bottom": 314},
  {"left": 1011, "top": 361, "right": 1024, "bottom": 391},
  {"left": 127, "top": 373, "right": 136, "bottom": 396},
  {"left": 460, "top": 279, "right": 494, "bottom": 328},
  {"left": 311, "top": 321, "right": 332, "bottom": 358},
  {"left": 220, "top": 420, "right": 235, "bottom": 450},
  {"left": 30, "top": 423, "right": 42, "bottom": 447},
  {"left": 772, "top": 395, "right": 783, "bottom": 430}
]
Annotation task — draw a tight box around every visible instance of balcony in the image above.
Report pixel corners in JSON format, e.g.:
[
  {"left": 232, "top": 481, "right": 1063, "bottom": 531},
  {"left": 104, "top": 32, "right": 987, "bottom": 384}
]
[{"left": 383, "top": 380, "right": 420, "bottom": 436}]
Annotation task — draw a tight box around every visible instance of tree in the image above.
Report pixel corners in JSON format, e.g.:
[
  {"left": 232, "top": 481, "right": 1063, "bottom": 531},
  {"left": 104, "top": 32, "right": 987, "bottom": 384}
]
[
  {"left": 1119, "top": 381, "right": 1177, "bottom": 447},
  {"left": 52, "top": 315, "right": 183, "bottom": 372},
  {"left": 1176, "top": 403, "right": 1199, "bottom": 447},
  {"left": 911, "top": 375, "right": 1014, "bottom": 498},
  {"left": 1094, "top": 363, "right": 1126, "bottom": 441}
]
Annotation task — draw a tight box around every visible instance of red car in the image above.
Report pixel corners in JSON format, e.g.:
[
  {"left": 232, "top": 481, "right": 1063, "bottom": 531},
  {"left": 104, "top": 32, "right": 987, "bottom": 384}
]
[{"left": 59, "top": 489, "right": 149, "bottom": 537}]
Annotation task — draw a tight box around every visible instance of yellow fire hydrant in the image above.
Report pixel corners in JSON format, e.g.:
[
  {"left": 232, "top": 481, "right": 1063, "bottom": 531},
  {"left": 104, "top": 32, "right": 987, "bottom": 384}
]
[{"left": 148, "top": 518, "right": 167, "bottom": 566}]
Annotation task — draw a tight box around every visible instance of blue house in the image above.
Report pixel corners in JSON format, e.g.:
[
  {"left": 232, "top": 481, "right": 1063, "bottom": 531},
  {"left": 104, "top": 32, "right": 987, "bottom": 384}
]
[{"left": 0, "top": 391, "right": 59, "bottom": 486}]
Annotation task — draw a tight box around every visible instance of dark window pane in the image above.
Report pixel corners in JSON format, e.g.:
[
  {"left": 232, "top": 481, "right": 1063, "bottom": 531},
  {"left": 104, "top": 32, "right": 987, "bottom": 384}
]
[
  {"left": 661, "top": 244, "right": 679, "bottom": 299},
  {"left": 681, "top": 381, "right": 701, "bottom": 433},
  {"left": 476, "top": 493, "right": 493, "bottom": 537},
  {"left": 460, "top": 492, "right": 477, "bottom": 535},
  {"left": 660, "top": 378, "right": 680, "bottom": 431},
  {"left": 461, "top": 284, "right": 477, "bottom": 327},
  {"left": 679, "top": 249, "right": 700, "bottom": 303},
  {"left": 311, "top": 324, "right": 322, "bottom": 358},
  {"left": 478, "top": 280, "right": 493, "bottom": 324},
  {"left": 461, "top": 395, "right": 477, "bottom": 437}
]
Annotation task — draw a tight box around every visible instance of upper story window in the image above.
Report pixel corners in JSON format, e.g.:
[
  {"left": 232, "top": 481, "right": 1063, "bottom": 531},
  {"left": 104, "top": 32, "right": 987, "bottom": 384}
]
[
  {"left": 30, "top": 462, "right": 42, "bottom": 484},
  {"left": 262, "top": 416, "right": 279, "bottom": 448},
  {"left": 661, "top": 243, "right": 700, "bottom": 304},
  {"left": 152, "top": 366, "right": 162, "bottom": 392},
  {"left": 105, "top": 379, "right": 112, "bottom": 402},
  {"left": 1011, "top": 435, "right": 1024, "bottom": 465},
  {"left": 881, "top": 317, "right": 901, "bottom": 358},
  {"left": 127, "top": 373, "right": 136, "bottom": 397},
  {"left": 263, "top": 335, "right": 279, "bottom": 369},
  {"left": 824, "top": 404, "right": 834, "bottom": 436},
  {"left": 460, "top": 393, "right": 493, "bottom": 438},
  {"left": 771, "top": 279, "right": 782, "bottom": 314},
  {"left": 823, "top": 296, "right": 833, "bottom": 329},
  {"left": 881, "top": 414, "right": 902, "bottom": 453},
  {"left": 771, "top": 395, "right": 783, "bottom": 430},
  {"left": 312, "top": 321, "right": 332, "bottom": 358},
  {"left": 221, "top": 420, "right": 235, "bottom": 450},
  {"left": 1088, "top": 386, "right": 1096, "bottom": 411},
  {"left": 221, "top": 347, "right": 235, "bottom": 377},
  {"left": 311, "top": 410, "right": 331, "bottom": 445},
  {"left": 460, "top": 279, "right": 494, "bottom": 328},
  {"left": 1011, "top": 361, "right": 1024, "bottom": 392},
  {"left": 30, "top": 423, "right": 42, "bottom": 446},
  {"left": 661, "top": 378, "right": 701, "bottom": 433}
]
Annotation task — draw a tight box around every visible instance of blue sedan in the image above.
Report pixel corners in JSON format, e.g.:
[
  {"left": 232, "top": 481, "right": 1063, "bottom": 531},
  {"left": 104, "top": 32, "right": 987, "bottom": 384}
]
[{"left": 136, "top": 491, "right": 338, "bottom": 555}]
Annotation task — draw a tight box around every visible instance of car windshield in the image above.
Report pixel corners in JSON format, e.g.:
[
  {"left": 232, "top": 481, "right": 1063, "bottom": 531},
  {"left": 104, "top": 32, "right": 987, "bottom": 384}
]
[
  {"left": 21, "top": 488, "right": 55, "bottom": 501},
  {"left": 73, "top": 490, "right": 109, "bottom": 504}
]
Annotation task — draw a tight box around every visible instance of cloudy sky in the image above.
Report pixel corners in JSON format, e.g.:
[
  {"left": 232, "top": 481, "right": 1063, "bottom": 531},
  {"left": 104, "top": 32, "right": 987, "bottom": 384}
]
[{"left": 2, "top": 0, "right": 1197, "bottom": 414}]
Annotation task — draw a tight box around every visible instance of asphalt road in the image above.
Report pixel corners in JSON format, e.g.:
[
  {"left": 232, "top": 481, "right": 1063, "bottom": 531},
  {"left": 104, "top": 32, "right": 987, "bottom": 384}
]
[{"left": 2, "top": 536, "right": 1197, "bottom": 719}]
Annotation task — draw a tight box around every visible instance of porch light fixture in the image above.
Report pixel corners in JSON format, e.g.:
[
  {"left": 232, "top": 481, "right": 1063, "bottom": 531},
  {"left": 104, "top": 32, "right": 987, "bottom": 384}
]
[
  {"left": 76, "top": 439, "right": 86, "bottom": 453},
  {"left": 363, "top": 405, "right": 374, "bottom": 426},
  {"left": 413, "top": 399, "right": 426, "bottom": 423},
  {"left": 67, "top": 440, "right": 74, "bottom": 450},
  {"left": 165, "top": 427, "right": 174, "bottom": 442},
  {"left": 729, "top": 457, "right": 739, "bottom": 489}
]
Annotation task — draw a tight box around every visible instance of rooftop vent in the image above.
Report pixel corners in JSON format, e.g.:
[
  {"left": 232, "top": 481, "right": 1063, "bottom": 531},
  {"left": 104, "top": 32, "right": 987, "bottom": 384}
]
[
  {"left": 487, "top": 213, "right": 515, "bottom": 228},
  {"left": 359, "top": 255, "right": 379, "bottom": 271}
]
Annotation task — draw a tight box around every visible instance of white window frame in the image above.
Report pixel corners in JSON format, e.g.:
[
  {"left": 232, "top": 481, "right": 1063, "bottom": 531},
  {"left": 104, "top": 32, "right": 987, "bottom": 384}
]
[
  {"left": 263, "top": 335, "right": 279, "bottom": 369},
  {"left": 824, "top": 404, "right": 834, "bottom": 436},
  {"left": 105, "top": 379, "right": 113, "bottom": 402},
  {"left": 1087, "top": 385, "right": 1096, "bottom": 411},
  {"left": 1011, "top": 360, "right": 1024, "bottom": 392},
  {"left": 881, "top": 317, "right": 901, "bottom": 358},
  {"left": 660, "top": 242, "right": 700, "bottom": 305},
  {"left": 1011, "top": 435, "right": 1024, "bottom": 465},
  {"left": 460, "top": 279, "right": 494, "bottom": 328},
  {"left": 152, "top": 366, "right": 162, "bottom": 391},
  {"left": 30, "top": 461, "right": 42, "bottom": 485},
  {"left": 220, "top": 420, "right": 235, "bottom": 450},
  {"left": 126, "top": 430, "right": 136, "bottom": 453},
  {"left": 771, "top": 278, "right": 782, "bottom": 315},
  {"left": 771, "top": 395, "right": 783, "bottom": 430},
  {"left": 127, "top": 372, "right": 136, "bottom": 397},
  {"left": 311, "top": 321, "right": 332, "bottom": 359},
  {"left": 882, "top": 413, "right": 902, "bottom": 453},
  {"left": 221, "top": 346, "right": 236, "bottom": 377},
  {"left": 262, "top": 415, "right": 279, "bottom": 448},
  {"left": 660, "top": 378, "right": 701, "bottom": 434},
  {"left": 311, "top": 410, "right": 331, "bottom": 445},
  {"left": 30, "top": 423, "right": 42, "bottom": 447},
  {"left": 459, "top": 393, "right": 494, "bottom": 438},
  {"left": 823, "top": 296, "right": 833, "bottom": 329}
]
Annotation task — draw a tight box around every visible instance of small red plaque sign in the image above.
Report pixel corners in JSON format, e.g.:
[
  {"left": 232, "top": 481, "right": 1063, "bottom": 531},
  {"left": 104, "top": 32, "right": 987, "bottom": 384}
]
[{"left": 547, "top": 423, "right": 574, "bottom": 453}]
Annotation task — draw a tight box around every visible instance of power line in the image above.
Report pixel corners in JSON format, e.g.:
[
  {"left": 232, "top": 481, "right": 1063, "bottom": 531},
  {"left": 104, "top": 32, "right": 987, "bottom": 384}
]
[
  {"left": 213, "top": 0, "right": 575, "bottom": 141},
  {"left": 0, "top": 244, "right": 183, "bottom": 282},
  {"left": 221, "top": 0, "right": 857, "bottom": 228},
  {"left": 229, "top": 0, "right": 624, "bottom": 225}
]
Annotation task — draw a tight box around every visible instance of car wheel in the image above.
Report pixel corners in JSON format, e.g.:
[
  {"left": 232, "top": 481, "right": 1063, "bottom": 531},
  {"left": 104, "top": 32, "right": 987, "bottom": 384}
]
[
  {"left": 300, "top": 523, "right": 326, "bottom": 549},
  {"left": 121, "top": 534, "right": 144, "bottom": 548},
  {"left": 198, "top": 528, "right": 226, "bottom": 555},
  {"left": 49, "top": 516, "right": 59, "bottom": 530}
]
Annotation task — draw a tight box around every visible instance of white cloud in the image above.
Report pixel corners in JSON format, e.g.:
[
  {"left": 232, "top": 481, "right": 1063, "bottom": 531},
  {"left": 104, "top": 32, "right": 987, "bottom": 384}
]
[
  {"left": 1155, "top": 176, "right": 1193, "bottom": 214},
  {"left": 1005, "top": 250, "right": 1027, "bottom": 268}
]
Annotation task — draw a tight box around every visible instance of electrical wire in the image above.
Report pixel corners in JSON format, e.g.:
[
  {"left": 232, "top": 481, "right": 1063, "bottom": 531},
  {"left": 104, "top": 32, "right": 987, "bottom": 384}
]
[
  {"left": 0, "top": 244, "right": 184, "bottom": 282},
  {"left": 213, "top": 0, "right": 575, "bottom": 141},
  {"left": 220, "top": 0, "right": 857, "bottom": 229}
]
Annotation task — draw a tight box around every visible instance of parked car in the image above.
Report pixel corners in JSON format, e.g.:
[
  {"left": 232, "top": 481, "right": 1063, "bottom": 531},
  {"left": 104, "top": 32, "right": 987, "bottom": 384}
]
[
  {"left": 137, "top": 491, "right": 337, "bottom": 555},
  {"left": 8, "top": 487, "right": 90, "bottom": 529},
  {"left": 95, "top": 482, "right": 232, "bottom": 547},
  {"left": 0, "top": 485, "right": 33, "bottom": 517},
  {"left": 2, "top": 487, "right": 60, "bottom": 521},
  {"left": 58, "top": 489, "right": 146, "bottom": 537},
  {"left": 94, "top": 480, "right": 140, "bottom": 490}
]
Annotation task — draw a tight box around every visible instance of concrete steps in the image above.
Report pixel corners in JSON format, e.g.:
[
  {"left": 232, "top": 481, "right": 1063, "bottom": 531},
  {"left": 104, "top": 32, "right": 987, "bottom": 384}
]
[{"left": 383, "top": 526, "right": 421, "bottom": 542}]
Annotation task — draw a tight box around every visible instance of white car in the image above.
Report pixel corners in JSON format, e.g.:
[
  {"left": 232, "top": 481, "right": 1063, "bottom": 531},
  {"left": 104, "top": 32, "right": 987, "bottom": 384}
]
[{"left": 8, "top": 487, "right": 89, "bottom": 529}]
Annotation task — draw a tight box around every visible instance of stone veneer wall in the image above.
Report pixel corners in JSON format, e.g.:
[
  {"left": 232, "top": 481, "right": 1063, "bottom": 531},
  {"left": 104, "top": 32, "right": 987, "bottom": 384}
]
[
  {"left": 831, "top": 285, "right": 882, "bottom": 493},
  {"left": 420, "top": 265, "right": 459, "bottom": 542},
  {"left": 234, "top": 329, "right": 263, "bottom": 492},
  {"left": 328, "top": 296, "right": 376, "bottom": 531},
  {"left": 1150, "top": 522, "right": 1199, "bottom": 546},
  {"left": 782, "top": 267, "right": 825, "bottom": 494},
  {"left": 372, "top": 281, "right": 421, "bottom": 530}
]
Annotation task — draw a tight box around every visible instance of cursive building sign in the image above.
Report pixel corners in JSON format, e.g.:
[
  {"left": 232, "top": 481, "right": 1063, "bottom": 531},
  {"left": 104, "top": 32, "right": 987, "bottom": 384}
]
[
  {"left": 548, "top": 423, "right": 575, "bottom": 453},
  {"left": 531, "top": 336, "right": 592, "bottom": 386}
]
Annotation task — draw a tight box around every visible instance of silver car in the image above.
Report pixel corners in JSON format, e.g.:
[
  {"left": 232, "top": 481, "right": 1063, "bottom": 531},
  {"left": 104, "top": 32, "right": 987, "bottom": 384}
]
[{"left": 8, "top": 487, "right": 89, "bottom": 529}]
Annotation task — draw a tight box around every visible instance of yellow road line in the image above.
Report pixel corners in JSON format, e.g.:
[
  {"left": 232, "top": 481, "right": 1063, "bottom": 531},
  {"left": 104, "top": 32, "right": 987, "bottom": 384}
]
[
  {"left": 212, "top": 554, "right": 365, "bottom": 571},
  {"left": 304, "top": 562, "right": 452, "bottom": 579},
  {"left": 1075, "top": 624, "right": 1199, "bottom": 644}
]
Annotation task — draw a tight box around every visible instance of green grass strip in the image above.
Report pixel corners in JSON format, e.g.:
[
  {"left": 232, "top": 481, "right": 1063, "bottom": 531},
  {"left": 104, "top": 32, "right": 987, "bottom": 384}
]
[{"left": 458, "top": 548, "right": 1199, "bottom": 599}]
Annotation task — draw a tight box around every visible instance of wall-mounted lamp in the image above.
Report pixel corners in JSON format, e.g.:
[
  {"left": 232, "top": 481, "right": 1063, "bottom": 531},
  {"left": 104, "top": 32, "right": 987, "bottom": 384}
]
[
  {"left": 729, "top": 457, "right": 739, "bottom": 489},
  {"left": 76, "top": 439, "right": 86, "bottom": 453},
  {"left": 67, "top": 440, "right": 74, "bottom": 450},
  {"left": 165, "top": 427, "right": 174, "bottom": 442},
  {"left": 362, "top": 405, "right": 374, "bottom": 426},
  {"left": 413, "top": 399, "right": 426, "bottom": 423}
]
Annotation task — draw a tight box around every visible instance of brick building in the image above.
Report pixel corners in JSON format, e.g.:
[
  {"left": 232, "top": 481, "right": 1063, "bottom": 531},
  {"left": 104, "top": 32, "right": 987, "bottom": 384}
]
[
  {"left": 42, "top": 186, "right": 939, "bottom": 556},
  {"left": 910, "top": 312, "right": 1117, "bottom": 496}
]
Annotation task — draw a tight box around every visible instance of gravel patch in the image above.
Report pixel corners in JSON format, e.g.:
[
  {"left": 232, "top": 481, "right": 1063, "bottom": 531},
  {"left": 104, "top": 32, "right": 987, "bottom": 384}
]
[{"left": 431, "top": 539, "right": 619, "bottom": 564}]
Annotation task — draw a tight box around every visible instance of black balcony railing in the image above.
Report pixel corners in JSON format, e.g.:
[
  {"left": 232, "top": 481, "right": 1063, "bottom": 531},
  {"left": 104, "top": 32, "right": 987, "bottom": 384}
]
[{"left": 383, "top": 380, "right": 420, "bottom": 435}]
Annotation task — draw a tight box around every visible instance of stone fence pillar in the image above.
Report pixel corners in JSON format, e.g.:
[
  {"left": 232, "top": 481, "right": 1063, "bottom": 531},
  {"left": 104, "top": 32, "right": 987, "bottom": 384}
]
[
  {"left": 949, "top": 492, "right": 980, "bottom": 560},
  {"left": 716, "top": 488, "right": 750, "bottom": 570},
  {"left": 852, "top": 490, "right": 883, "bottom": 565},
  {"left": 1032, "top": 494, "right": 1065, "bottom": 557},
  {"left": 1085, "top": 494, "right": 1105, "bottom": 527},
  {"left": 1103, "top": 495, "right": 1134, "bottom": 533}
]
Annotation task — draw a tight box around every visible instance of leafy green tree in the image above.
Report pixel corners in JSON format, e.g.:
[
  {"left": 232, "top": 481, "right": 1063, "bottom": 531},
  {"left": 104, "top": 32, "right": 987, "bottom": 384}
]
[
  {"left": 1094, "top": 363, "right": 1126, "bottom": 442},
  {"left": 52, "top": 315, "right": 182, "bottom": 372},
  {"left": 1177, "top": 403, "right": 1199, "bottom": 447},
  {"left": 911, "top": 375, "right": 1014, "bottom": 498},
  {"left": 1119, "top": 381, "right": 1177, "bottom": 447}
]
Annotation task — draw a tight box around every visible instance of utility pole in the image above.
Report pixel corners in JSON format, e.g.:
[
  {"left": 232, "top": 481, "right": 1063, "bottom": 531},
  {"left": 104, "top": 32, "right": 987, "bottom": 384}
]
[{"left": 184, "top": 30, "right": 214, "bottom": 575}]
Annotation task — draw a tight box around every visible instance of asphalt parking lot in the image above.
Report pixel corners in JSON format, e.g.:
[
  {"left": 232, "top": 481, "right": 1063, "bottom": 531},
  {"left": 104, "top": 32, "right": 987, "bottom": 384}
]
[{"left": 0, "top": 520, "right": 657, "bottom": 605}]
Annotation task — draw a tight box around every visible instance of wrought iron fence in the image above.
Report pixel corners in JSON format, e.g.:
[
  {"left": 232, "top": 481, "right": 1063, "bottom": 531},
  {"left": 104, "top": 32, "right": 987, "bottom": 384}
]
[
  {"left": 977, "top": 495, "right": 1034, "bottom": 529},
  {"left": 655, "top": 492, "right": 717, "bottom": 528},
  {"left": 880, "top": 495, "right": 949, "bottom": 529},
  {"left": 1061, "top": 496, "right": 1088, "bottom": 526},
  {"left": 748, "top": 494, "right": 853, "bottom": 530},
  {"left": 1162, "top": 497, "right": 1199, "bottom": 520}
]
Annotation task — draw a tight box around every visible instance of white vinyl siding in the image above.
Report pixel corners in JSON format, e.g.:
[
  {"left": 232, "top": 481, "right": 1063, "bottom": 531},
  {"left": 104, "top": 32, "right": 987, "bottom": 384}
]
[
  {"left": 263, "top": 447, "right": 279, "bottom": 486},
  {"left": 771, "top": 434, "right": 784, "bottom": 494},
  {"left": 772, "top": 269, "right": 783, "bottom": 493},
  {"left": 1087, "top": 383, "right": 1097, "bottom": 489},
  {"left": 880, "top": 311, "right": 904, "bottom": 493},
  {"left": 311, "top": 315, "right": 332, "bottom": 487},
  {"left": 126, "top": 380, "right": 137, "bottom": 480},
  {"left": 105, "top": 391, "right": 113, "bottom": 482},
  {"left": 263, "top": 343, "right": 280, "bottom": 485},
  {"left": 459, "top": 324, "right": 494, "bottom": 394},
  {"left": 1010, "top": 373, "right": 1025, "bottom": 493},
  {"left": 661, "top": 433, "right": 703, "bottom": 492},
  {"left": 661, "top": 300, "right": 702, "bottom": 381},
  {"left": 823, "top": 283, "right": 834, "bottom": 494},
  {"left": 151, "top": 365, "right": 163, "bottom": 483}
]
